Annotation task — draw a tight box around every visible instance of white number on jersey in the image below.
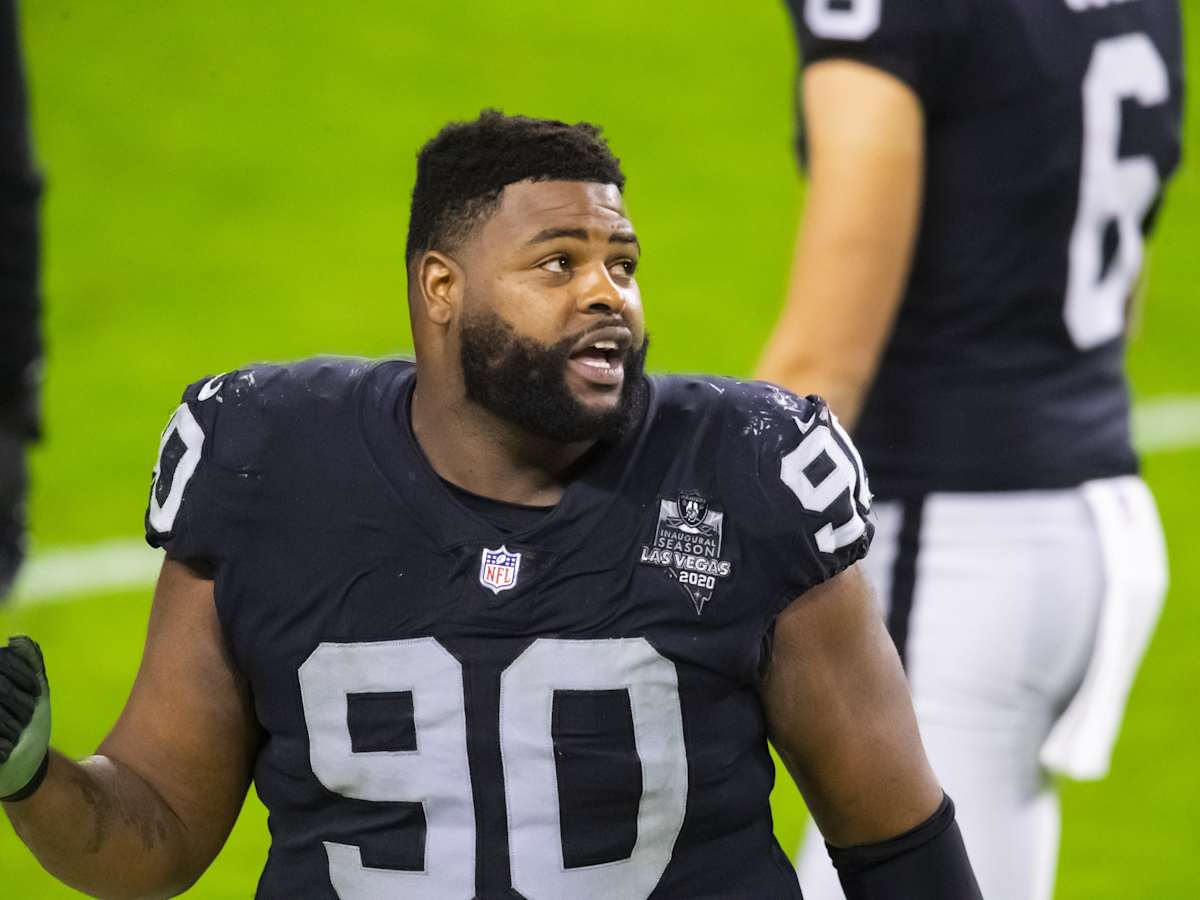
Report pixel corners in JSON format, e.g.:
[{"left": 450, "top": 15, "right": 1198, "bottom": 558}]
[
  {"left": 298, "top": 639, "right": 475, "bottom": 899},
  {"left": 779, "top": 410, "right": 871, "bottom": 553},
  {"left": 298, "top": 637, "right": 688, "bottom": 899},
  {"left": 804, "top": 0, "right": 881, "bottom": 41},
  {"left": 1065, "top": 33, "right": 1170, "bottom": 350},
  {"left": 1064, "top": 0, "right": 1145, "bottom": 12},
  {"left": 501, "top": 640, "right": 688, "bottom": 898},
  {"left": 147, "top": 403, "right": 205, "bottom": 534}
]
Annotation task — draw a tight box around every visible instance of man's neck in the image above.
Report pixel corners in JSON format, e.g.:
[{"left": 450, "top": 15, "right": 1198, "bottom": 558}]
[{"left": 409, "top": 380, "right": 595, "bottom": 507}]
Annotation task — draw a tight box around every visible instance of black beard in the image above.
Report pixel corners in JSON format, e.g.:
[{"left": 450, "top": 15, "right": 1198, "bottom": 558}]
[{"left": 459, "top": 309, "right": 648, "bottom": 445}]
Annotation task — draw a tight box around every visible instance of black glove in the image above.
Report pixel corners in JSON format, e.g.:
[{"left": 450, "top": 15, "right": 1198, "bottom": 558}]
[{"left": 0, "top": 635, "right": 50, "bottom": 800}]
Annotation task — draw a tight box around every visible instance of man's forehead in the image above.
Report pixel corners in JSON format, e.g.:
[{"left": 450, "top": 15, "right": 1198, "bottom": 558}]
[{"left": 495, "top": 179, "right": 630, "bottom": 234}]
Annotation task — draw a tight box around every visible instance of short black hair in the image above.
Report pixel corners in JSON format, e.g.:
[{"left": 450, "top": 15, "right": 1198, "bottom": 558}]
[{"left": 405, "top": 110, "right": 625, "bottom": 270}]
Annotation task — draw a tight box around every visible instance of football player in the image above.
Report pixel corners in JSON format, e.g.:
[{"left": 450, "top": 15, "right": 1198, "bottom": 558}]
[
  {"left": 758, "top": 2, "right": 1182, "bottom": 898},
  {"left": 0, "top": 0, "right": 42, "bottom": 600},
  {"left": 0, "top": 111, "right": 981, "bottom": 899}
]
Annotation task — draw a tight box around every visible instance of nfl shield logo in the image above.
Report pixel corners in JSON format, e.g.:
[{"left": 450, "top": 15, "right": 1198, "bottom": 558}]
[{"left": 479, "top": 546, "right": 522, "bottom": 595}]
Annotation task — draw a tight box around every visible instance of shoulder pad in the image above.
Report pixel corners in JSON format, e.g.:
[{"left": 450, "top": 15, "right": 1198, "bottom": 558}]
[
  {"left": 720, "top": 380, "right": 873, "bottom": 600},
  {"left": 143, "top": 356, "right": 383, "bottom": 561},
  {"left": 788, "top": 0, "right": 964, "bottom": 105}
]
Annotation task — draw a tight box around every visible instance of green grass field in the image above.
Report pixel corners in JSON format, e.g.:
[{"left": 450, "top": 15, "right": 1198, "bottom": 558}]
[{"left": 1, "top": 2, "right": 1197, "bottom": 896}]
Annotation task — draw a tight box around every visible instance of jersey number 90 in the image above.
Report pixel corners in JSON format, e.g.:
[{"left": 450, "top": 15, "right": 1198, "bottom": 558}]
[{"left": 298, "top": 637, "right": 688, "bottom": 899}]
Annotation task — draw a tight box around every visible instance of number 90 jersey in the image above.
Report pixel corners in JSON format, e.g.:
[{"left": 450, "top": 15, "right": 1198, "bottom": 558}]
[
  {"left": 144, "top": 358, "right": 872, "bottom": 900},
  {"left": 788, "top": 0, "right": 1184, "bottom": 496}
]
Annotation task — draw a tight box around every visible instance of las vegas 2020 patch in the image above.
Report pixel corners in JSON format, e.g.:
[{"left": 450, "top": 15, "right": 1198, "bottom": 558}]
[{"left": 639, "top": 491, "right": 733, "bottom": 614}]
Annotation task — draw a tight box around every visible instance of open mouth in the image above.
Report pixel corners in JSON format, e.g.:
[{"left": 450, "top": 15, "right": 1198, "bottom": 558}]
[{"left": 567, "top": 326, "right": 631, "bottom": 388}]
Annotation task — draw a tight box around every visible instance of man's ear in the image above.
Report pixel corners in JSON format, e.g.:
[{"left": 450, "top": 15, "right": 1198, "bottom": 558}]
[{"left": 417, "top": 250, "right": 462, "bottom": 327}]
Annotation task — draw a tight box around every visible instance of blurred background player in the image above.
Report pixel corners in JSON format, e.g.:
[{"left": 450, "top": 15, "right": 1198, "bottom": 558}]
[
  {"left": 0, "top": 0, "right": 42, "bottom": 600},
  {"left": 758, "top": 1, "right": 1183, "bottom": 898}
]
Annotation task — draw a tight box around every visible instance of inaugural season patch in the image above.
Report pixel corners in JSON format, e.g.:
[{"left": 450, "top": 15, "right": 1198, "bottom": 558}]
[{"left": 640, "top": 491, "right": 733, "bottom": 615}]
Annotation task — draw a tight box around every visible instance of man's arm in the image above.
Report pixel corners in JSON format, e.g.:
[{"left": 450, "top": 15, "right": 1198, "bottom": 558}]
[
  {"left": 763, "top": 564, "right": 980, "bottom": 897},
  {"left": 756, "top": 61, "right": 924, "bottom": 429},
  {"left": 763, "top": 564, "right": 937, "bottom": 843},
  {"left": 3, "top": 559, "right": 257, "bottom": 899}
]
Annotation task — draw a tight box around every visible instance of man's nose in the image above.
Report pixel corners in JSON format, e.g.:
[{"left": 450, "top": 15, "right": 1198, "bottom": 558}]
[{"left": 577, "top": 263, "right": 627, "bottom": 315}]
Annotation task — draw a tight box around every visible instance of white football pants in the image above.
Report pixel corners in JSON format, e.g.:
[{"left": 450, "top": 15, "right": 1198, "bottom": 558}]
[{"left": 795, "top": 476, "right": 1167, "bottom": 900}]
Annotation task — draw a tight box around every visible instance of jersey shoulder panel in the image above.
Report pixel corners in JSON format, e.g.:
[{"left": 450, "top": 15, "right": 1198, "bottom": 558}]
[
  {"left": 715, "top": 378, "right": 873, "bottom": 606},
  {"left": 647, "top": 376, "right": 873, "bottom": 607},
  {"left": 144, "top": 355, "right": 391, "bottom": 565},
  {"left": 787, "top": 0, "right": 965, "bottom": 105}
]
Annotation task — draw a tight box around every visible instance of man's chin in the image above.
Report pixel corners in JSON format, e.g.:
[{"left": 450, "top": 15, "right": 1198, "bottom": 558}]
[
  {"left": 565, "top": 389, "right": 624, "bottom": 425},
  {"left": 564, "top": 367, "right": 624, "bottom": 406}
]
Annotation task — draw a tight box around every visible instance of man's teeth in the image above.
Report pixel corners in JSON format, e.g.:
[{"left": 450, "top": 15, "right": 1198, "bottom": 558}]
[{"left": 593, "top": 340, "right": 618, "bottom": 351}]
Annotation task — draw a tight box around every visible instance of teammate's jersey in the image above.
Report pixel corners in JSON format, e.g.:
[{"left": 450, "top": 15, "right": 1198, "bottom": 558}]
[
  {"left": 144, "top": 357, "right": 872, "bottom": 900},
  {"left": 0, "top": 0, "right": 42, "bottom": 431},
  {"left": 788, "top": 0, "right": 1184, "bottom": 496}
]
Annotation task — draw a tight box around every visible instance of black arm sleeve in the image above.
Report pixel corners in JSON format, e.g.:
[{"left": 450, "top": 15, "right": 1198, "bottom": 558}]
[
  {"left": 828, "top": 795, "right": 982, "bottom": 900},
  {"left": 785, "top": 0, "right": 961, "bottom": 102},
  {"left": 783, "top": 0, "right": 968, "bottom": 166}
]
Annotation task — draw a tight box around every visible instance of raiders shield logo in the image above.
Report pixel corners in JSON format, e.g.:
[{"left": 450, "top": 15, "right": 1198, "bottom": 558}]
[
  {"left": 678, "top": 490, "right": 709, "bottom": 528},
  {"left": 639, "top": 492, "right": 733, "bottom": 615}
]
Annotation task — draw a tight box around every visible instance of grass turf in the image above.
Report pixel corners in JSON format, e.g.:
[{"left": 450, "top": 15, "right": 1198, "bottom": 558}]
[{"left": 1, "top": 1, "right": 1197, "bottom": 896}]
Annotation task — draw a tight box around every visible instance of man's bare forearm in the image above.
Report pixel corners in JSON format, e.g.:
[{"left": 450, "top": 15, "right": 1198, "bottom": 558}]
[
  {"left": 4, "top": 750, "right": 197, "bottom": 900},
  {"left": 757, "top": 62, "right": 924, "bottom": 432}
]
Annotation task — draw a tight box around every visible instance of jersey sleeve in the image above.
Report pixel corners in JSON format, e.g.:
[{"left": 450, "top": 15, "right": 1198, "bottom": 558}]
[
  {"left": 787, "top": 0, "right": 958, "bottom": 106},
  {"left": 720, "top": 382, "right": 873, "bottom": 610},
  {"left": 144, "top": 371, "right": 264, "bottom": 570}
]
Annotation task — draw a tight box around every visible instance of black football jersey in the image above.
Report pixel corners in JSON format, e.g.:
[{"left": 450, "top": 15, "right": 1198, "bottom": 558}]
[
  {"left": 788, "top": 0, "right": 1184, "bottom": 495},
  {"left": 144, "top": 357, "right": 873, "bottom": 900},
  {"left": 0, "top": 0, "right": 41, "bottom": 428}
]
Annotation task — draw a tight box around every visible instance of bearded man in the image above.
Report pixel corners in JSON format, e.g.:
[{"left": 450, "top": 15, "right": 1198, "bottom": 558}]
[{"left": 0, "top": 111, "right": 978, "bottom": 899}]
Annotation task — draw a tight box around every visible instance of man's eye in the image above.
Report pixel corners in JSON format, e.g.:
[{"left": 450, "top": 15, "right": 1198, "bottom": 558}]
[
  {"left": 542, "top": 255, "right": 570, "bottom": 273},
  {"left": 612, "top": 259, "right": 638, "bottom": 277}
]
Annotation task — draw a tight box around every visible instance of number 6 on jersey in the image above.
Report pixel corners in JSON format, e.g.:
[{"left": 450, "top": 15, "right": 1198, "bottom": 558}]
[{"left": 1066, "top": 33, "right": 1171, "bottom": 350}]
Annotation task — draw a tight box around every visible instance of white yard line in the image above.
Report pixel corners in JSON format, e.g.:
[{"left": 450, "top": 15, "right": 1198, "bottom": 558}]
[
  {"left": 1133, "top": 395, "right": 1200, "bottom": 454},
  {"left": 8, "top": 539, "right": 163, "bottom": 608},
  {"left": 5, "top": 396, "right": 1198, "bottom": 609}
]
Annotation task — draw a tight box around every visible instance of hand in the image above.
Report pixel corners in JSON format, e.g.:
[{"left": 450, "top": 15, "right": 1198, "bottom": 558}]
[{"left": 0, "top": 636, "right": 51, "bottom": 800}]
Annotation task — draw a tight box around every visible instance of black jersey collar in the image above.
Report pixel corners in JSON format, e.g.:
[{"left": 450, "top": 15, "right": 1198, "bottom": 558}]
[{"left": 358, "top": 360, "right": 654, "bottom": 558}]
